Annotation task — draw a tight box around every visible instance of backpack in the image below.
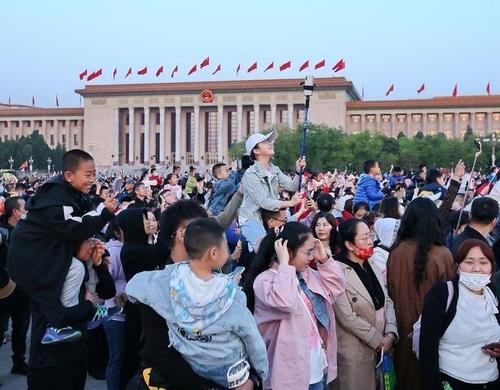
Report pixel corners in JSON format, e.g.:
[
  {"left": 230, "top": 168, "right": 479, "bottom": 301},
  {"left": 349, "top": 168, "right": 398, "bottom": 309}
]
[{"left": 412, "top": 281, "right": 454, "bottom": 359}]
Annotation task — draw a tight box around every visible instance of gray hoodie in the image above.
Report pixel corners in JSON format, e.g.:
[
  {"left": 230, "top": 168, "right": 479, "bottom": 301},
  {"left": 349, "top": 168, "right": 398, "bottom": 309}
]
[{"left": 126, "top": 262, "right": 268, "bottom": 388}]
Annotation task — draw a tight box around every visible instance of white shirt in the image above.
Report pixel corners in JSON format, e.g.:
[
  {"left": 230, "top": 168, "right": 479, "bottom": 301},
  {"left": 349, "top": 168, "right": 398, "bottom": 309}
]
[{"left": 439, "top": 284, "right": 500, "bottom": 384}]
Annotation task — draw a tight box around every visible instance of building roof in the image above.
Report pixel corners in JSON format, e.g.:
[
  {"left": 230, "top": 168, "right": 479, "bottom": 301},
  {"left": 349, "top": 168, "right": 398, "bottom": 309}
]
[
  {"left": 0, "top": 107, "right": 84, "bottom": 118},
  {"left": 0, "top": 103, "right": 35, "bottom": 110},
  {"left": 346, "top": 95, "right": 500, "bottom": 111},
  {"left": 75, "top": 77, "right": 361, "bottom": 100}
]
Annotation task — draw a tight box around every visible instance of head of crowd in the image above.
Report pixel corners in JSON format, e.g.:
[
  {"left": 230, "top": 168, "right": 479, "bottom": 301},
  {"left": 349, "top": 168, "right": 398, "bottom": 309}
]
[{"left": 1, "top": 131, "right": 500, "bottom": 390}]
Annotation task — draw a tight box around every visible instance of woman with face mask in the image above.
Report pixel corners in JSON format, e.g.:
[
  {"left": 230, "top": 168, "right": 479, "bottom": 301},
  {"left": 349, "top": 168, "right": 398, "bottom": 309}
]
[
  {"left": 332, "top": 218, "right": 398, "bottom": 390},
  {"left": 420, "top": 239, "right": 500, "bottom": 390}
]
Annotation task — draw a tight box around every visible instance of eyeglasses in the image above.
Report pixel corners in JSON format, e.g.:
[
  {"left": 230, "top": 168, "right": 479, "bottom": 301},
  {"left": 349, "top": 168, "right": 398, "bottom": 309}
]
[
  {"left": 298, "top": 248, "right": 315, "bottom": 257},
  {"left": 355, "top": 233, "right": 375, "bottom": 243}
]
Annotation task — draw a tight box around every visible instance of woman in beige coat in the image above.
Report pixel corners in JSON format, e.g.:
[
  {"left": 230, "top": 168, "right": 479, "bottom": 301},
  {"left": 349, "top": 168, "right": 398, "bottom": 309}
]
[{"left": 332, "top": 218, "right": 398, "bottom": 390}]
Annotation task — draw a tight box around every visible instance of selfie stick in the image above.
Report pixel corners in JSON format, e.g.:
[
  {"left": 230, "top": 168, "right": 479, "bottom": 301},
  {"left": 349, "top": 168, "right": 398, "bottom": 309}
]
[
  {"left": 455, "top": 138, "right": 482, "bottom": 231},
  {"left": 298, "top": 76, "right": 315, "bottom": 191}
]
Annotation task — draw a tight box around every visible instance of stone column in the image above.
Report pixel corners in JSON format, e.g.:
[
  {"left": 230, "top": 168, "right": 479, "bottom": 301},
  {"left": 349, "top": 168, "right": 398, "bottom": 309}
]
[
  {"left": 54, "top": 120, "right": 59, "bottom": 147},
  {"left": 236, "top": 104, "right": 243, "bottom": 141},
  {"left": 287, "top": 103, "right": 294, "bottom": 129},
  {"left": 270, "top": 104, "right": 277, "bottom": 127},
  {"left": 422, "top": 112, "right": 427, "bottom": 135},
  {"left": 375, "top": 114, "right": 381, "bottom": 133},
  {"left": 361, "top": 114, "right": 366, "bottom": 132},
  {"left": 217, "top": 105, "right": 224, "bottom": 160},
  {"left": 253, "top": 104, "right": 260, "bottom": 133},
  {"left": 390, "top": 114, "right": 396, "bottom": 138},
  {"left": 471, "top": 112, "right": 476, "bottom": 132},
  {"left": 175, "top": 106, "right": 181, "bottom": 163},
  {"left": 113, "top": 108, "right": 119, "bottom": 164},
  {"left": 438, "top": 113, "right": 443, "bottom": 134},
  {"left": 487, "top": 112, "right": 493, "bottom": 134},
  {"left": 454, "top": 112, "right": 459, "bottom": 137},
  {"left": 406, "top": 113, "right": 411, "bottom": 136},
  {"left": 143, "top": 107, "right": 150, "bottom": 165},
  {"left": 194, "top": 105, "right": 200, "bottom": 163},
  {"left": 128, "top": 107, "right": 135, "bottom": 164},
  {"left": 159, "top": 107, "right": 165, "bottom": 163}
]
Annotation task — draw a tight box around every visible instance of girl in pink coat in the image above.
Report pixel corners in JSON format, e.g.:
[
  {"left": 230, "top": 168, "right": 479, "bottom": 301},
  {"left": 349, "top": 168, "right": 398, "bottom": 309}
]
[{"left": 243, "top": 222, "right": 346, "bottom": 390}]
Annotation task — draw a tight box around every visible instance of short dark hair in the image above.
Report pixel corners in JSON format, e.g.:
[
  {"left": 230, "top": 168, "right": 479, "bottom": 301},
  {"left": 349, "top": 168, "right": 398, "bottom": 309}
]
[
  {"left": 380, "top": 196, "right": 401, "bottom": 219},
  {"left": 470, "top": 197, "right": 499, "bottom": 225},
  {"left": 426, "top": 168, "right": 443, "bottom": 184},
  {"left": 166, "top": 173, "right": 177, "bottom": 183},
  {"left": 455, "top": 239, "right": 495, "bottom": 271},
  {"left": 184, "top": 218, "right": 225, "bottom": 259},
  {"left": 363, "top": 160, "right": 378, "bottom": 174},
  {"left": 392, "top": 166, "right": 402, "bottom": 173},
  {"left": 99, "top": 186, "right": 109, "bottom": 195},
  {"left": 4, "top": 196, "right": 22, "bottom": 220},
  {"left": 134, "top": 182, "right": 145, "bottom": 192},
  {"left": 62, "top": 149, "right": 94, "bottom": 173},
  {"left": 159, "top": 199, "right": 208, "bottom": 243},
  {"left": 353, "top": 201, "right": 369, "bottom": 215},
  {"left": 316, "top": 193, "right": 334, "bottom": 212},
  {"left": 212, "top": 163, "right": 227, "bottom": 178}
]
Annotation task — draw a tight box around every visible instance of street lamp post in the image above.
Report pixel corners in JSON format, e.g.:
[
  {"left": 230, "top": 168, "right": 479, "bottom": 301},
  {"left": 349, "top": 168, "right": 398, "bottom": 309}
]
[
  {"left": 8, "top": 156, "right": 14, "bottom": 170},
  {"left": 28, "top": 156, "right": 34, "bottom": 173},
  {"left": 47, "top": 157, "right": 52, "bottom": 174},
  {"left": 482, "top": 133, "right": 498, "bottom": 168}
]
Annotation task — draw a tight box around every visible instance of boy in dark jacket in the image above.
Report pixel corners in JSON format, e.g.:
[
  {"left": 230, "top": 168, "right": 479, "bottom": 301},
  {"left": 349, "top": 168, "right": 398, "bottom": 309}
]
[{"left": 7, "top": 150, "right": 119, "bottom": 388}]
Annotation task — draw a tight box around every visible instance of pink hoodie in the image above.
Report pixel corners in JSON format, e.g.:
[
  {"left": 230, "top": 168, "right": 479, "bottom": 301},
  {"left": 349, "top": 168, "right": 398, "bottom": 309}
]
[{"left": 253, "top": 258, "right": 346, "bottom": 390}]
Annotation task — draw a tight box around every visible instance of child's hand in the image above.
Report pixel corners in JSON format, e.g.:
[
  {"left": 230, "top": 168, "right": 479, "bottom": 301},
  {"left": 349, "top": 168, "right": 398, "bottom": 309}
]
[
  {"left": 90, "top": 240, "right": 106, "bottom": 266},
  {"left": 231, "top": 246, "right": 242, "bottom": 261},
  {"left": 104, "top": 193, "right": 119, "bottom": 213},
  {"left": 274, "top": 238, "right": 289, "bottom": 265}
]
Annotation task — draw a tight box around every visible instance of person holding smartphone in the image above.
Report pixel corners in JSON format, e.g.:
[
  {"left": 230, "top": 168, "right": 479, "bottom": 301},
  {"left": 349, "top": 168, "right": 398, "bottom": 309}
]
[{"left": 420, "top": 239, "right": 500, "bottom": 390}]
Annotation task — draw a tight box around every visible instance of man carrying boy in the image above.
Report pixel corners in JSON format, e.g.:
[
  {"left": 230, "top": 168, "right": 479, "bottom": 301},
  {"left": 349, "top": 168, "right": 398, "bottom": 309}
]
[
  {"left": 208, "top": 162, "right": 241, "bottom": 216},
  {"left": 127, "top": 218, "right": 268, "bottom": 389},
  {"left": 7, "top": 149, "right": 119, "bottom": 389}
]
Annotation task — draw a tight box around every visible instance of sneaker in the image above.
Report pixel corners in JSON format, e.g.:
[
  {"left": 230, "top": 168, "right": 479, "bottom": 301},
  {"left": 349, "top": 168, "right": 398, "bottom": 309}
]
[
  {"left": 87, "top": 305, "right": 123, "bottom": 330},
  {"left": 41, "top": 327, "right": 82, "bottom": 345},
  {"left": 10, "top": 362, "right": 28, "bottom": 375}
]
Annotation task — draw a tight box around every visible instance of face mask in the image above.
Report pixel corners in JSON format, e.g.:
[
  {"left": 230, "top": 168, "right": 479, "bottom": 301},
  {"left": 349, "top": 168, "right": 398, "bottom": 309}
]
[
  {"left": 459, "top": 270, "right": 491, "bottom": 291},
  {"left": 355, "top": 245, "right": 374, "bottom": 261}
]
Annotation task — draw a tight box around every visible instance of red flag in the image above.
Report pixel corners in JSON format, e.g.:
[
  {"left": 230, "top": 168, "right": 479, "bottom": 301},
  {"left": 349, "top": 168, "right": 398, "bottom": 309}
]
[
  {"left": 87, "top": 68, "right": 102, "bottom": 81},
  {"left": 19, "top": 161, "right": 28, "bottom": 170},
  {"left": 487, "top": 82, "right": 491, "bottom": 96},
  {"left": 417, "top": 83, "right": 425, "bottom": 94},
  {"left": 55, "top": 95, "right": 59, "bottom": 107},
  {"left": 332, "top": 59, "right": 345, "bottom": 72},
  {"left": 264, "top": 62, "right": 274, "bottom": 72},
  {"left": 137, "top": 66, "right": 148, "bottom": 75},
  {"left": 212, "top": 64, "right": 222, "bottom": 75},
  {"left": 314, "top": 59, "right": 325, "bottom": 69},
  {"left": 170, "top": 65, "right": 178, "bottom": 78},
  {"left": 113, "top": 68, "right": 117, "bottom": 80},
  {"left": 247, "top": 62, "right": 257, "bottom": 73},
  {"left": 452, "top": 83, "right": 458, "bottom": 97},
  {"left": 79, "top": 69, "right": 88, "bottom": 80},
  {"left": 188, "top": 64, "right": 197, "bottom": 75},
  {"left": 155, "top": 66, "right": 164, "bottom": 77},
  {"left": 299, "top": 60, "right": 309, "bottom": 72},
  {"left": 32, "top": 96, "right": 35, "bottom": 107},
  {"left": 200, "top": 57, "right": 210, "bottom": 68},
  {"left": 125, "top": 67, "right": 132, "bottom": 78},
  {"left": 279, "top": 61, "right": 291, "bottom": 71},
  {"left": 385, "top": 84, "right": 395, "bottom": 96},
  {"left": 236, "top": 64, "right": 241, "bottom": 76}
]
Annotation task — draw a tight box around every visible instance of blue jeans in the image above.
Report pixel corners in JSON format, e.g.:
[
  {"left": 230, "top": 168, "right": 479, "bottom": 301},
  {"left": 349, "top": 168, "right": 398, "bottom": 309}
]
[
  {"left": 309, "top": 374, "right": 327, "bottom": 390},
  {"left": 103, "top": 319, "right": 125, "bottom": 390}
]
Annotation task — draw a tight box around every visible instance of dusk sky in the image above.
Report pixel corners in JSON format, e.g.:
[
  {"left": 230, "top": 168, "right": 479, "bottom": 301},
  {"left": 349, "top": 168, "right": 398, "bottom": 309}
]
[{"left": 1, "top": 0, "right": 499, "bottom": 107}]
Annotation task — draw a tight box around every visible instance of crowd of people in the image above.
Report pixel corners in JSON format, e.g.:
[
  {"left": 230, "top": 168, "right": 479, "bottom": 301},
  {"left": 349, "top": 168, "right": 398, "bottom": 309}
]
[{"left": 0, "top": 129, "right": 500, "bottom": 390}]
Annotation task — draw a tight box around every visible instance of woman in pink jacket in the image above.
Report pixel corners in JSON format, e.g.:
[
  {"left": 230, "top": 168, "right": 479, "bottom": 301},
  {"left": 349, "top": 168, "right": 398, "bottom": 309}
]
[{"left": 243, "top": 222, "right": 345, "bottom": 390}]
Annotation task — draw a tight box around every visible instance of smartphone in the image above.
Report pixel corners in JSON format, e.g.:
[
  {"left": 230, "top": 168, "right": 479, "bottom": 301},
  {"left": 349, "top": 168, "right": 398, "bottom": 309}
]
[
  {"left": 474, "top": 138, "right": 482, "bottom": 153},
  {"left": 230, "top": 266, "right": 245, "bottom": 285}
]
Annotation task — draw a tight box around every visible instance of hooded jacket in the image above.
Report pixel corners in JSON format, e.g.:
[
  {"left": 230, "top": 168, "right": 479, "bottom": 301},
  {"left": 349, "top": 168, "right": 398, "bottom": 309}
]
[
  {"left": 126, "top": 262, "right": 268, "bottom": 388},
  {"left": 353, "top": 175, "right": 383, "bottom": 210},
  {"left": 117, "top": 208, "right": 166, "bottom": 281},
  {"left": 7, "top": 175, "right": 113, "bottom": 310}
]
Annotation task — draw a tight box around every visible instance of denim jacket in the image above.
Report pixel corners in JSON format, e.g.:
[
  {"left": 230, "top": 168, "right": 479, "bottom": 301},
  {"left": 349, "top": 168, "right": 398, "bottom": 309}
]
[
  {"left": 126, "top": 262, "right": 268, "bottom": 388},
  {"left": 239, "top": 161, "right": 298, "bottom": 225}
]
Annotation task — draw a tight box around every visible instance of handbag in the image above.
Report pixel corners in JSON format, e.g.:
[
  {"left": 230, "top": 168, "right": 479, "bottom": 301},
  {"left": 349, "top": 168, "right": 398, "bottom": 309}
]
[{"left": 376, "top": 349, "right": 396, "bottom": 390}]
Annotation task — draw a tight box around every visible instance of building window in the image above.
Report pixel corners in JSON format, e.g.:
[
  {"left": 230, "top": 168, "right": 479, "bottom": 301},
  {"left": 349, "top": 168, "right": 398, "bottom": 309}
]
[
  {"left": 125, "top": 114, "right": 129, "bottom": 125},
  {"left": 14, "top": 121, "right": 19, "bottom": 128},
  {"left": 25, "top": 121, "right": 31, "bottom": 127},
  {"left": 156, "top": 113, "right": 160, "bottom": 125},
  {"left": 247, "top": 111, "right": 255, "bottom": 134},
  {"left": 125, "top": 134, "right": 129, "bottom": 160},
  {"left": 477, "top": 113, "right": 485, "bottom": 121},
  {"left": 428, "top": 114, "right": 437, "bottom": 122},
  {"left": 228, "top": 111, "right": 237, "bottom": 147},
  {"left": 444, "top": 114, "right": 453, "bottom": 122},
  {"left": 62, "top": 134, "right": 66, "bottom": 144},
  {"left": 4, "top": 135, "right": 7, "bottom": 141},
  {"left": 264, "top": 110, "right": 271, "bottom": 124},
  {"left": 59, "top": 120, "right": 66, "bottom": 127},
  {"left": 74, "top": 134, "right": 78, "bottom": 145},
  {"left": 412, "top": 114, "right": 422, "bottom": 122},
  {"left": 50, "top": 134, "right": 54, "bottom": 145},
  {"left": 16, "top": 135, "right": 19, "bottom": 140},
  {"left": 460, "top": 113, "right": 469, "bottom": 121},
  {"left": 171, "top": 113, "right": 176, "bottom": 153},
  {"left": 366, "top": 115, "right": 375, "bottom": 123},
  {"left": 141, "top": 113, "right": 145, "bottom": 125},
  {"left": 297, "top": 110, "right": 305, "bottom": 123},
  {"left": 186, "top": 112, "right": 192, "bottom": 153},
  {"left": 207, "top": 112, "right": 217, "bottom": 153},
  {"left": 72, "top": 120, "right": 78, "bottom": 126},
  {"left": 155, "top": 133, "right": 160, "bottom": 163},
  {"left": 280, "top": 110, "right": 287, "bottom": 123},
  {"left": 140, "top": 133, "right": 145, "bottom": 163},
  {"left": 382, "top": 115, "right": 391, "bottom": 122},
  {"left": 493, "top": 113, "right": 500, "bottom": 121}
]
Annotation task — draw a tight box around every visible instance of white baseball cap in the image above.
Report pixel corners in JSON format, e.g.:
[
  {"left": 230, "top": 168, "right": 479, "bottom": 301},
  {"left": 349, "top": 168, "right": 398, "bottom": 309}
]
[{"left": 245, "top": 131, "right": 278, "bottom": 155}]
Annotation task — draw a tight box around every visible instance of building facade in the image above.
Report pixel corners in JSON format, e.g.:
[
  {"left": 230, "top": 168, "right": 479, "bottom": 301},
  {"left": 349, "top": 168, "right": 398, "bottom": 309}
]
[{"left": 1, "top": 77, "right": 500, "bottom": 168}]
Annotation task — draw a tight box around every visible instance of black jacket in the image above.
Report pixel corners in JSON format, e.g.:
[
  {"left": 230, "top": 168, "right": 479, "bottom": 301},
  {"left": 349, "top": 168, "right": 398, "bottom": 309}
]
[
  {"left": 7, "top": 175, "right": 114, "bottom": 311},
  {"left": 420, "top": 276, "right": 500, "bottom": 390}
]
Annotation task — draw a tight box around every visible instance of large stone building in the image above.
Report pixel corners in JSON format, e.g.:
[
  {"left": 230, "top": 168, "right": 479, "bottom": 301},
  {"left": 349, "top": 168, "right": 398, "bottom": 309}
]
[{"left": 1, "top": 77, "right": 500, "bottom": 167}]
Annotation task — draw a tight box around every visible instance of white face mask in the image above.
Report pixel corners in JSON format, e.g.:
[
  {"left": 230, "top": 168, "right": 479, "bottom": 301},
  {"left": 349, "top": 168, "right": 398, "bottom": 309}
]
[{"left": 459, "top": 270, "right": 491, "bottom": 291}]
